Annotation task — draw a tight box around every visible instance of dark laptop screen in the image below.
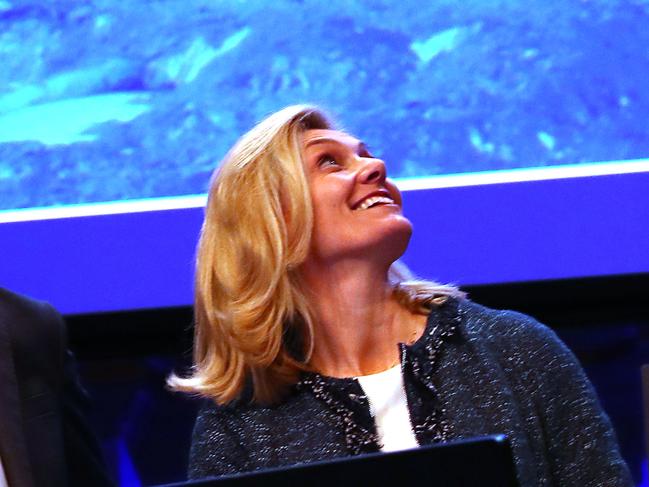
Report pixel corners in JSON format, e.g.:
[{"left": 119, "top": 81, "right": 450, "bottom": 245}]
[{"left": 159, "top": 435, "right": 519, "bottom": 487}]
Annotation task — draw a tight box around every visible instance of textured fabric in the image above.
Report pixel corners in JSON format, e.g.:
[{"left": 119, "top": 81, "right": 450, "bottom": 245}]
[
  {"left": 189, "top": 298, "right": 633, "bottom": 486},
  {"left": 356, "top": 365, "right": 418, "bottom": 452}
]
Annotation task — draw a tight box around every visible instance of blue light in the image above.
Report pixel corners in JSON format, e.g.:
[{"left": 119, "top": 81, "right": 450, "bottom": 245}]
[{"left": 116, "top": 438, "right": 141, "bottom": 487}]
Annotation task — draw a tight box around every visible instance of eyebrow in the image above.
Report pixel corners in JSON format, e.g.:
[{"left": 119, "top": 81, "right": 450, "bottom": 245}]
[{"left": 304, "top": 137, "right": 368, "bottom": 152}]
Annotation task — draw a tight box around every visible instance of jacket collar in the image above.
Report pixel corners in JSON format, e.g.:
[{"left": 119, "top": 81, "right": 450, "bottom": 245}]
[
  {"left": 298, "top": 296, "right": 464, "bottom": 454},
  {"left": 298, "top": 372, "right": 380, "bottom": 455},
  {"left": 404, "top": 296, "right": 463, "bottom": 389}
]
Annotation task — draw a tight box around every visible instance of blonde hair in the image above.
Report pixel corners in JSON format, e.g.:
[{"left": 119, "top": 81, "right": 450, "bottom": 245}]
[{"left": 169, "top": 105, "right": 463, "bottom": 405}]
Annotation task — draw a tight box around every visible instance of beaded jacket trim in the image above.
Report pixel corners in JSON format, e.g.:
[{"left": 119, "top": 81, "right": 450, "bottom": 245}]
[{"left": 297, "top": 298, "right": 463, "bottom": 455}]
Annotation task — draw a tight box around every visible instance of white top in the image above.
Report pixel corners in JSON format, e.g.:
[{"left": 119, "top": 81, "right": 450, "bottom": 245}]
[{"left": 356, "top": 364, "right": 419, "bottom": 452}]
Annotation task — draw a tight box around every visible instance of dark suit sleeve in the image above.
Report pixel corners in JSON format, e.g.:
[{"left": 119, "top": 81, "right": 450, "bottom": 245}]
[
  {"left": 59, "top": 346, "right": 115, "bottom": 487},
  {"left": 42, "top": 303, "right": 116, "bottom": 487},
  {"left": 1, "top": 288, "right": 114, "bottom": 487}
]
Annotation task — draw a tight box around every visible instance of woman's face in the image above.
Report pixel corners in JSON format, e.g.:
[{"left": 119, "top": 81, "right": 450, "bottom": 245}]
[{"left": 301, "top": 129, "right": 413, "bottom": 265}]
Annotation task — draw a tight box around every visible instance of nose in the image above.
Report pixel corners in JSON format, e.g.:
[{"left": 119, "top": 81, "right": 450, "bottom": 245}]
[{"left": 357, "top": 157, "right": 387, "bottom": 184}]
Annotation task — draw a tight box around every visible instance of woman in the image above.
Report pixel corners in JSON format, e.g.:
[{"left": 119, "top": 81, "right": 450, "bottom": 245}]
[{"left": 170, "top": 105, "right": 632, "bottom": 486}]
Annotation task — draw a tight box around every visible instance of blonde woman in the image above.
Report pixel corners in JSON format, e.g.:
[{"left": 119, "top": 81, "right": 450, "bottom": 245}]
[{"left": 170, "top": 105, "right": 631, "bottom": 486}]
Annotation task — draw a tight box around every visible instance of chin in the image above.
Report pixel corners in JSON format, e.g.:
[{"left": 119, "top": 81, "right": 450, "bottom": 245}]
[
  {"left": 374, "top": 218, "right": 413, "bottom": 263},
  {"left": 311, "top": 218, "right": 413, "bottom": 264}
]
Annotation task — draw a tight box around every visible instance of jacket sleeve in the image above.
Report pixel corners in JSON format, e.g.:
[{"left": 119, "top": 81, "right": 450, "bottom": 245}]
[
  {"left": 496, "top": 311, "right": 633, "bottom": 487},
  {"left": 0, "top": 289, "right": 114, "bottom": 487},
  {"left": 48, "top": 302, "right": 115, "bottom": 487},
  {"left": 60, "top": 348, "right": 115, "bottom": 487},
  {"left": 188, "top": 400, "right": 251, "bottom": 479}
]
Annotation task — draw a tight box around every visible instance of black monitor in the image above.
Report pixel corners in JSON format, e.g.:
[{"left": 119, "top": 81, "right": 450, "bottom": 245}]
[{"left": 158, "top": 435, "right": 519, "bottom": 487}]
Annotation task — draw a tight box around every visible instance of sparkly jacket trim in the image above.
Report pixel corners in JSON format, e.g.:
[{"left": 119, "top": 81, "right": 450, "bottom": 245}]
[
  {"left": 296, "top": 297, "right": 459, "bottom": 455},
  {"left": 189, "top": 298, "right": 632, "bottom": 487}
]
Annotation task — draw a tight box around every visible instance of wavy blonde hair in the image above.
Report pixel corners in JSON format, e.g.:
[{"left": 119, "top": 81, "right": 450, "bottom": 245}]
[{"left": 169, "top": 105, "right": 463, "bottom": 405}]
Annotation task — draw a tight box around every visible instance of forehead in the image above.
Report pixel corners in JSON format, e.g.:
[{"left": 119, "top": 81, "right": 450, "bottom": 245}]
[{"left": 302, "top": 129, "right": 360, "bottom": 150}]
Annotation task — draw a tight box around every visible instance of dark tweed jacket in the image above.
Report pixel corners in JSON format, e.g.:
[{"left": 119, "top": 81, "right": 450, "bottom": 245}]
[{"left": 189, "top": 298, "right": 632, "bottom": 486}]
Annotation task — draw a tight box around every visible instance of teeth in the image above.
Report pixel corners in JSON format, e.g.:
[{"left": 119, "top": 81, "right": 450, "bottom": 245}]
[{"left": 356, "top": 196, "right": 394, "bottom": 210}]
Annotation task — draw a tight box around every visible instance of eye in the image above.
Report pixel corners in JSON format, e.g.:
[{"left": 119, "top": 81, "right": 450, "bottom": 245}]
[
  {"left": 317, "top": 154, "right": 340, "bottom": 169},
  {"left": 359, "top": 144, "right": 376, "bottom": 159}
]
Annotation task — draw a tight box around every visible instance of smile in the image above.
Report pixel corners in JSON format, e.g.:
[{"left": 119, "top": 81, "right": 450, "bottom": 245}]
[{"left": 355, "top": 195, "right": 395, "bottom": 211}]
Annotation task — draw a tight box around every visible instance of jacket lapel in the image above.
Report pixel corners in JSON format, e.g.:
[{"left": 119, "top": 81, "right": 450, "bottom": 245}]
[{"left": 402, "top": 297, "right": 463, "bottom": 445}]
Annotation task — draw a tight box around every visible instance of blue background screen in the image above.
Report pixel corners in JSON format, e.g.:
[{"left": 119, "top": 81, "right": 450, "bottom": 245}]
[{"left": 1, "top": 0, "right": 648, "bottom": 211}]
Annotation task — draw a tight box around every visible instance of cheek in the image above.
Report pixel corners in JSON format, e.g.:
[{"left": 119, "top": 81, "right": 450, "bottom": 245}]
[
  {"left": 310, "top": 182, "right": 348, "bottom": 218},
  {"left": 311, "top": 191, "right": 335, "bottom": 219}
]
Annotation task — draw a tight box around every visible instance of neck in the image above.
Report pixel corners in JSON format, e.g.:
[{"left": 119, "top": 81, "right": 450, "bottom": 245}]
[{"left": 300, "top": 257, "right": 426, "bottom": 378}]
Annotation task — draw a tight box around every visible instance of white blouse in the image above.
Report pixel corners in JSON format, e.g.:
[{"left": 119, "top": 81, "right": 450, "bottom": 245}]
[{"left": 356, "top": 364, "right": 419, "bottom": 452}]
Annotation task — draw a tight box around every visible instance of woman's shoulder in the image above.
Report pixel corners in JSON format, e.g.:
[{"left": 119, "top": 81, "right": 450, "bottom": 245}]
[
  {"left": 192, "top": 393, "right": 272, "bottom": 434},
  {"left": 190, "top": 398, "right": 250, "bottom": 477},
  {"left": 453, "top": 297, "right": 559, "bottom": 346},
  {"left": 189, "top": 388, "right": 347, "bottom": 478},
  {"left": 430, "top": 297, "right": 576, "bottom": 372},
  {"left": 447, "top": 297, "right": 591, "bottom": 391},
  {"left": 441, "top": 299, "right": 633, "bottom": 485},
  {"left": 190, "top": 396, "right": 276, "bottom": 478},
  {"left": 191, "top": 385, "right": 328, "bottom": 447}
]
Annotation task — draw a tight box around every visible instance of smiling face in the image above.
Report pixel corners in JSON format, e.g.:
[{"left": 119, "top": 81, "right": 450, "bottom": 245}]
[{"left": 301, "top": 129, "right": 413, "bottom": 266}]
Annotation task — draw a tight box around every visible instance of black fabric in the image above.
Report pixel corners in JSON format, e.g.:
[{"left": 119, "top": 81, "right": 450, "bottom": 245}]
[
  {"left": 189, "top": 298, "right": 632, "bottom": 487},
  {"left": 0, "top": 288, "right": 114, "bottom": 487}
]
